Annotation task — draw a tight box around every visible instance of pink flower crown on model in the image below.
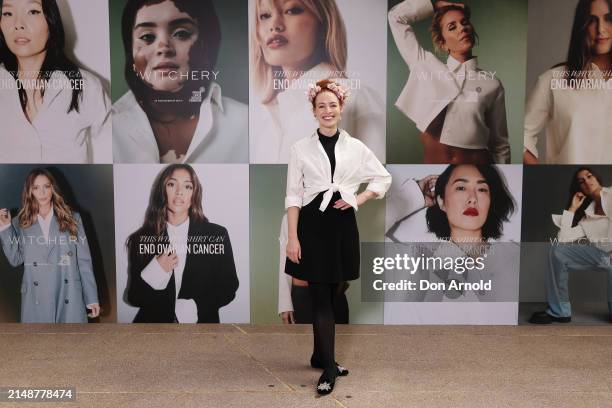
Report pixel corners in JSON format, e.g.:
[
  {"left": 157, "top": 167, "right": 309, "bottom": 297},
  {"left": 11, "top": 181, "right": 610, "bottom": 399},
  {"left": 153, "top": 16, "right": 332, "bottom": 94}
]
[{"left": 306, "top": 81, "right": 350, "bottom": 104}]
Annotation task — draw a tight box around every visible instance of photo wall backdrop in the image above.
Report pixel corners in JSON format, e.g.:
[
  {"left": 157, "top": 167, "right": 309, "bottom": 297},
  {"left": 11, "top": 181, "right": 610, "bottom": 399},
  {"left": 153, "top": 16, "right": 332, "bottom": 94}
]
[{"left": 0, "top": 0, "right": 610, "bottom": 325}]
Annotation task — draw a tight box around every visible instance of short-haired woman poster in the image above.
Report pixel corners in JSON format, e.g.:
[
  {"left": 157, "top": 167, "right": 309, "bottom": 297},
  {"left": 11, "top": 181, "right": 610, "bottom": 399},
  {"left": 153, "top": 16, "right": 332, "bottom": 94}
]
[
  {"left": 250, "top": 0, "right": 386, "bottom": 163},
  {"left": 0, "top": 168, "right": 100, "bottom": 323},
  {"left": 385, "top": 164, "right": 520, "bottom": 324},
  {"left": 125, "top": 164, "right": 239, "bottom": 323},
  {"left": 113, "top": 0, "right": 248, "bottom": 163},
  {"left": 524, "top": 0, "right": 611, "bottom": 164},
  {"left": 388, "top": 0, "right": 510, "bottom": 164},
  {"left": 284, "top": 79, "right": 391, "bottom": 394},
  {"left": 0, "top": 0, "right": 111, "bottom": 163}
]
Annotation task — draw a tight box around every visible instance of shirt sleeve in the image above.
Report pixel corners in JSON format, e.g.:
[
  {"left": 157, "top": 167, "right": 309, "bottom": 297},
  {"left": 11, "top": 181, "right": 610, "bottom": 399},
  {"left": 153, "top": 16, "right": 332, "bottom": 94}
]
[
  {"left": 277, "top": 215, "right": 293, "bottom": 315},
  {"left": 360, "top": 145, "right": 392, "bottom": 199},
  {"left": 486, "top": 85, "right": 511, "bottom": 164},
  {"left": 388, "top": 0, "right": 435, "bottom": 69},
  {"left": 555, "top": 210, "right": 586, "bottom": 243},
  {"left": 83, "top": 73, "right": 112, "bottom": 163},
  {"left": 386, "top": 178, "right": 426, "bottom": 228},
  {"left": 285, "top": 144, "right": 304, "bottom": 209},
  {"left": 141, "top": 257, "right": 173, "bottom": 290},
  {"left": 524, "top": 71, "right": 553, "bottom": 159}
]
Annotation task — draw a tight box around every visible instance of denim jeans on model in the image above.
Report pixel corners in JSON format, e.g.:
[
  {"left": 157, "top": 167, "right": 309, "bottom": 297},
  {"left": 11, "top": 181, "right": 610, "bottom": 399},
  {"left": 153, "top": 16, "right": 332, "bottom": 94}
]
[{"left": 546, "top": 244, "right": 612, "bottom": 318}]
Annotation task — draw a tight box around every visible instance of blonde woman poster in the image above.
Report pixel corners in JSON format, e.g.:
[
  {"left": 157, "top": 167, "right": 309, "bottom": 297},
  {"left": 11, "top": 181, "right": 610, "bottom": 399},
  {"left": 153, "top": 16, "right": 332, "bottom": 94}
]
[{"left": 249, "top": 0, "right": 387, "bottom": 164}]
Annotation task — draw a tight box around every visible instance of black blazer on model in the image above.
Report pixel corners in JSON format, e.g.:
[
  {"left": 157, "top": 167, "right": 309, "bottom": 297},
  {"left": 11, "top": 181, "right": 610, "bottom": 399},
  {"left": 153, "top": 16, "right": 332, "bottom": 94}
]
[{"left": 126, "top": 217, "right": 239, "bottom": 323}]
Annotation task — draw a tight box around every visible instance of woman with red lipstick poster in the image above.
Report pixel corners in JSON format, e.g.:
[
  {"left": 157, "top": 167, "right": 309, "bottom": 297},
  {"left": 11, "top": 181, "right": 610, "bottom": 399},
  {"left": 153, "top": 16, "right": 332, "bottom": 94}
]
[
  {"left": 112, "top": 0, "right": 248, "bottom": 163},
  {"left": 0, "top": 0, "right": 111, "bottom": 163},
  {"left": 249, "top": 0, "right": 387, "bottom": 164},
  {"left": 383, "top": 164, "right": 522, "bottom": 324},
  {"left": 523, "top": 0, "right": 611, "bottom": 164}
]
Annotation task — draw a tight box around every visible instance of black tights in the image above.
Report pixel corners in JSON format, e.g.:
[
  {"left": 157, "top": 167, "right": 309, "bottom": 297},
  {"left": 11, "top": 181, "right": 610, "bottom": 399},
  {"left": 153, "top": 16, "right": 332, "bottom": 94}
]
[{"left": 308, "top": 282, "right": 339, "bottom": 378}]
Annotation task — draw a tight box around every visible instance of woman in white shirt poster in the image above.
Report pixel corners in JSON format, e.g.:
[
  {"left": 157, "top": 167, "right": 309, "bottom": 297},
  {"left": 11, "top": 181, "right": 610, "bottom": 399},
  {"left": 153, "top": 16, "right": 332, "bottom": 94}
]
[
  {"left": 284, "top": 80, "right": 391, "bottom": 395},
  {"left": 112, "top": 0, "right": 248, "bottom": 164},
  {"left": 523, "top": 0, "right": 611, "bottom": 164},
  {"left": 249, "top": 0, "right": 386, "bottom": 164},
  {"left": 388, "top": 0, "right": 511, "bottom": 164},
  {"left": 124, "top": 164, "right": 239, "bottom": 323},
  {"left": 529, "top": 167, "right": 612, "bottom": 323},
  {"left": 0, "top": 0, "right": 111, "bottom": 163}
]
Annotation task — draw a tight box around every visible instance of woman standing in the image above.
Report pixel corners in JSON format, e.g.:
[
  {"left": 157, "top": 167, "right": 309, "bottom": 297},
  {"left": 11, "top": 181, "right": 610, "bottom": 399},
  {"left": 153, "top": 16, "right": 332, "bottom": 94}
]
[
  {"left": 388, "top": 0, "right": 510, "bottom": 164},
  {"left": 284, "top": 79, "right": 391, "bottom": 394},
  {"left": 113, "top": 0, "right": 248, "bottom": 163},
  {"left": 523, "top": 0, "right": 611, "bottom": 164},
  {"left": 250, "top": 0, "right": 385, "bottom": 163},
  {"left": 0, "top": 0, "right": 111, "bottom": 163},
  {"left": 125, "top": 164, "right": 239, "bottom": 323},
  {"left": 0, "top": 169, "right": 99, "bottom": 323}
]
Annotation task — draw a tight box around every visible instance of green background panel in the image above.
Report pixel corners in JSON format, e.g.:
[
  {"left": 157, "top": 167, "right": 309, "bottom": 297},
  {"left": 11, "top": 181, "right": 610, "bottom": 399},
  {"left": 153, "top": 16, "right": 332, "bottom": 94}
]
[
  {"left": 109, "top": 0, "right": 248, "bottom": 103},
  {"left": 249, "top": 165, "right": 385, "bottom": 324},
  {"left": 386, "top": 0, "right": 528, "bottom": 164}
]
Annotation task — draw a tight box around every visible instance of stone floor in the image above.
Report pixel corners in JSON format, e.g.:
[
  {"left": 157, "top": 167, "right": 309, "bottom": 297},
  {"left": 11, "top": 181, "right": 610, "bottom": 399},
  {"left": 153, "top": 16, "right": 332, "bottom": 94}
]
[{"left": 0, "top": 324, "right": 611, "bottom": 407}]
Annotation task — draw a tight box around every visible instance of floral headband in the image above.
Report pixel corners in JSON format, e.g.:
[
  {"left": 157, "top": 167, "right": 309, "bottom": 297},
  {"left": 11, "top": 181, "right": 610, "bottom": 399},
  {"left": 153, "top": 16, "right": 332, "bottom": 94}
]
[{"left": 306, "top": 81, "right": 350, "bottom": 104}]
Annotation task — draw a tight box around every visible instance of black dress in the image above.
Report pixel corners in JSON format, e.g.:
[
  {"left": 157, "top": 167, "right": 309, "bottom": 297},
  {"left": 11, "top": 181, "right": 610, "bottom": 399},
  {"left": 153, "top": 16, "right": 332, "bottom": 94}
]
[{"left": 284, "top": 130, "right": 360, "bottom": 283}]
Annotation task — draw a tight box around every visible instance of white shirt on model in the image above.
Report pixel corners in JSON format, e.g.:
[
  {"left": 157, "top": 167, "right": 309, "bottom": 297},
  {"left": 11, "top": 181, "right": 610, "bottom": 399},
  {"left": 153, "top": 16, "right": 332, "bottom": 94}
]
[
  {"left": 285, "top": 129, "right": 391, "bottom": 212},
  {"left": 112, "top": 82, "right": 248, "bottom": 163},
  {"left": 388, "top": 0, "right": 510, "bottom": 163},
  {"left": 524, "top": 65, "right": 612, "bottom": 164},
  {"left": 0, "top": 66, "right": 112, "bottom": 163},
  {"left": 552, "top": 187, "right": 612, "bottom": 253}
]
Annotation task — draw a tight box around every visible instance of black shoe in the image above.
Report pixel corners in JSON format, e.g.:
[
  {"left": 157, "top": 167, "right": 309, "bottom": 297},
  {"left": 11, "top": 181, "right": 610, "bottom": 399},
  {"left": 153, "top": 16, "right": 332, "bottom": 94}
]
[
  {"left": 310, "top": 356, "right": 349, "bottom": 376},
  {"left": 316, "top": 373, "right": 335, "bottom": 395},
  {"left": 529, "top": 311, "right": 571, "bottom": 324}
]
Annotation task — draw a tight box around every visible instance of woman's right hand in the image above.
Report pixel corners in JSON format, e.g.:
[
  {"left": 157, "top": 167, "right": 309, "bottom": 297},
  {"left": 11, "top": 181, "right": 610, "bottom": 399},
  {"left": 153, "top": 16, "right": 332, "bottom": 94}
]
[
  {"left": 286, "top": 237, "right": 301, "bottom": 264},
  {"left": 156, "top": 250, "right": 178, "bottom": 273},
  {"left": 0, "top": 209, "right": 11, "bottom": 227},
  {"left": 280, "top": 311, "right": 295, "bottom": 324},
  {"left": 569, "top": 192, "right": 586, "bottom": 212},
  {"left": 417, "top": 175, "right": 438, "bottom": 207}
]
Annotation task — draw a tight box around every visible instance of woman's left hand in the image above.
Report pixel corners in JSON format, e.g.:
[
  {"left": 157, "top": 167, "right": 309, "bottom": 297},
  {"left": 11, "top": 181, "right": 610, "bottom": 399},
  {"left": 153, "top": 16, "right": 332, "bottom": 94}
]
[
  {"left": 333, "top": 199, "right": 353, "bottom": 210},
  {"left": 87, "top": 304, "right": 100, "bottom": 318}
]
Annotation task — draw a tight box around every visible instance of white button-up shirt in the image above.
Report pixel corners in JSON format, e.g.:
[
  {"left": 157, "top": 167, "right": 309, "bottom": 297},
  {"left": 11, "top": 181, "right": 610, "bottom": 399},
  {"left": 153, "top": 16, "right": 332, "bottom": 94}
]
[
  {"left": 112, "top": 82, "right": 248, "bottom": 163},
  {"left": 285, "top": 129, "right": 391, "bottom": 212},
  {"left": 140, "top": 218, "right": 198, "bottom": 323},
  {"left": 552, "top": 187, "right": 612, "bottom": 253},
  {"left": 37, "top": 208, "right": 54, "bottom": 241},
  {"left": 0, "top": 66, "right": 111, "bottom": 163},
  {"left": 249, "top": 62, "right": 386, "bottom": 164},
  {"left": 524, "top": 65, "right": 612, "bottom": 164},
  {"left": 388, "top": 0, "right": 510, "bottom": 163}
]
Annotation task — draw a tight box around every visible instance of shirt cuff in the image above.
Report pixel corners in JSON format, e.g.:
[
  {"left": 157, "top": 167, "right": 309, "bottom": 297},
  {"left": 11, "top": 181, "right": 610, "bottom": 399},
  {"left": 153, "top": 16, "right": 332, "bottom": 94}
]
[
  {"left": 285, "top": 196, "right": 302, "bottom": 210},
  {"left": 141, "top": 258, "right": 172, "bottom": 290},
  {"left": 0, "top": 223, "right": 11, "bottom": 233},
  {"left": 561, "top": 210, "right": 575, "bottom": 228},
  {"left": 175, "top": 298, "right": 198, "bottom": 323},
  {"left": 366, "top": 183, "right": 389, "bottom": 199}
]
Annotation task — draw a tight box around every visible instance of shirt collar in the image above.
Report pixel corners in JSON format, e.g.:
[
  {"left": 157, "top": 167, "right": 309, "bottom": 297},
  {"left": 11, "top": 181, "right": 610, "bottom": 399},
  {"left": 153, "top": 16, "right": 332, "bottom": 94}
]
[
  {"left": 207, "top": 81, "right": 224, "bottom": 114},
  {"left": 447, "top": 55, "right": 478, "bottom": 73},
  {"left": 37, "top": 207, "right": 54, "bottom": 223}
]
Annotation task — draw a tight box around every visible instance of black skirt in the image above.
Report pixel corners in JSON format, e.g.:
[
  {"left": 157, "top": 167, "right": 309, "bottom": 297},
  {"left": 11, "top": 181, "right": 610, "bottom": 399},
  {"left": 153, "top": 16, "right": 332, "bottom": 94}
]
[{"left": 285, "top": 192, "right": 360, "bottom": 283}]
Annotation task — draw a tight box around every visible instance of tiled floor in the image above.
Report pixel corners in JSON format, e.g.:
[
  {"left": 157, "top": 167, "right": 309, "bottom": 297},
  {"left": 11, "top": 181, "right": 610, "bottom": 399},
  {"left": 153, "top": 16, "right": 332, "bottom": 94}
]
[{"left": 0, "top": 324, "right": 611, "bottom": 407}]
